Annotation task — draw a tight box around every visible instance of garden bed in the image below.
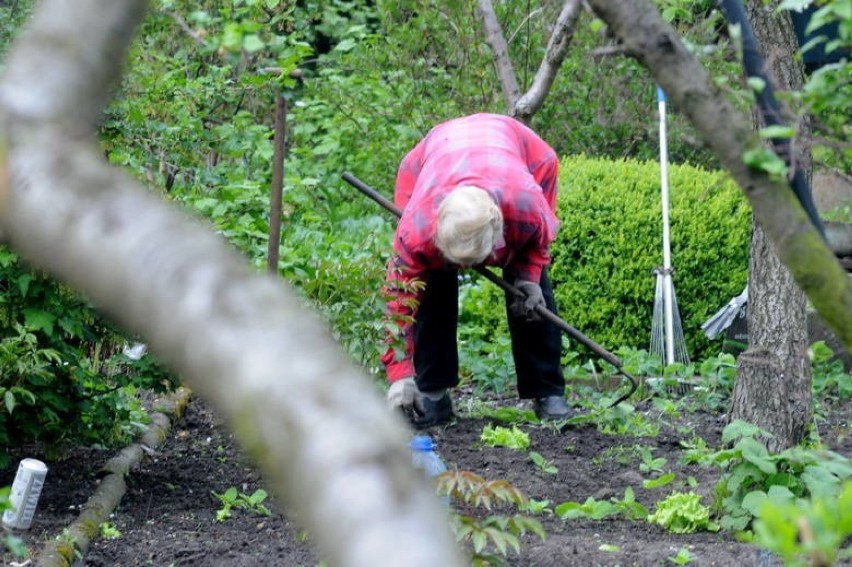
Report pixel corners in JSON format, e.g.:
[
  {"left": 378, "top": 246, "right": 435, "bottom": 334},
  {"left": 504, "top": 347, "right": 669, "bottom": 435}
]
[{"left": 3, "top": 389, "right": 851, "bottom": 566}]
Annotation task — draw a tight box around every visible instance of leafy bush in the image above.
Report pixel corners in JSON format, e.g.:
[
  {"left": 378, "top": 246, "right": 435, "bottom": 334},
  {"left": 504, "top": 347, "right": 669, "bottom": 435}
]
[
  {"left": 552, "top": 155, "right": 750, "bottom": 362},
  {"left": 0, "top": 249, "right": 178, "bottom": 466},
  {"left": 752, "top": 480, "right": 852, "bottom": 567},
  {"left": 466, "top": 155, "right": 750, "bottom": 363},
  {"left": 709, "top": 420, "right": 852, "bottom": 532},
  {"left": 439, "top": 470, "right": 547, "bottom": 565}
]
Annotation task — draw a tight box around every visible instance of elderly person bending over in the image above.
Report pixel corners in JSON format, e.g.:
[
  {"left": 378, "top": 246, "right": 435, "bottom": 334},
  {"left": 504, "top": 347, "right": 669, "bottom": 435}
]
[{"left": 382, "top": 113, "right": 571, "bottom": 429}]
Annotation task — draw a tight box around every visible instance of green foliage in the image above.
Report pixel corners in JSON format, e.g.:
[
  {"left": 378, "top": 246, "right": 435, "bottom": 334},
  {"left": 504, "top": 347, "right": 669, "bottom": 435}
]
[
  {"left": 710, "top": 420, "right": 852, "bottom": 532},
  {"left": 808, "top": 340, "right": 852, "bottom": 404},
  {"left": 555, "top": 487, "right": 649, "bottom": 521},
  {"left": 528, "top": 451, "right": 558, "bottom": 475},
  {"left": 751, "top": 479, "right": 852, "bottom": 567},
  {"left": 668, "top": 547, "right": 695, "bottom": 565},
  {"left": 439, "top": 470, "right": 547, "bottom": 565},
  {"left": 552, "top": 155, "right": 750, "bottom": 362},
  {"left": 212, "top": 486, "right": 272, "bottom": 522},
  {"left": 98, "top": 522, "right": 123, "bottom": 540},
  {"left": 566, "top": 398, "right": 661, "bottom": 437},
  {"left": 0, "top": 250, "right": 178, "bottom": 467},
  {"left": 647, "top": 491, "right": 718, "bottom": 534},
  {"left": 0, "top": 486, "right": 26, "bottom": 557},
  {"left": 480, "top": 425, "right": 530, "bottom": 451}
]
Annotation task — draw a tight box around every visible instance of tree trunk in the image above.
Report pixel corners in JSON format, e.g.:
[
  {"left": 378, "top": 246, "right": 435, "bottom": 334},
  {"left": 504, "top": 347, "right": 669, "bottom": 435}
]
[
  {"left": 585, "top": 0, "right": 852, "bottom": 351},
  {"left": 728, "top": 0, "right": 812, "bottom": 451}
]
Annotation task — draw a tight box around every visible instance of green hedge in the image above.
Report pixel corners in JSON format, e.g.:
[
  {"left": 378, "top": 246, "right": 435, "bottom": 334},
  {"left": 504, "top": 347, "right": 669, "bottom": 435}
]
[
  {"left": 552, "top": 155, "right": 751, "bottom": 362},
  {"left": 466, "top": 155, "right": 751, "bottom": 364}
]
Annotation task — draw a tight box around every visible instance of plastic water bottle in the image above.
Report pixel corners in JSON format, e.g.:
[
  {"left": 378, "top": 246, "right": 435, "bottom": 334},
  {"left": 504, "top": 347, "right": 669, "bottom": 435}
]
[{"left": 410, "top": 435, "right": 450, "bottom": 505}]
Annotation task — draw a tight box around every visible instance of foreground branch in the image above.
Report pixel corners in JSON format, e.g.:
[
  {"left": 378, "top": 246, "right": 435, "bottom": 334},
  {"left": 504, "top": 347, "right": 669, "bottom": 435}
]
[
  {"left": 586, "top": 0, "right": 852, "bottom": 350},
  {"left": 0, "top": 1, "right": 464, "bottom": 565}
]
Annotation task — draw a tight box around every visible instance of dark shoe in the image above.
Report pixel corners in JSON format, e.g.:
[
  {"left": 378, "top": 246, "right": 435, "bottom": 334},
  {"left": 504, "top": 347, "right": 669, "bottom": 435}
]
[
  {"left": 534, "top": 395, "right": 572, "bottom": 421},
  {"left": 413, "top": 392, "right": 455, "bottom": 429}
]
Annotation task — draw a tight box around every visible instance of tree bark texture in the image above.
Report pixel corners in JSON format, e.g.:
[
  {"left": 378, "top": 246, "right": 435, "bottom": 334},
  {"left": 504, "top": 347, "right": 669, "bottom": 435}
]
[
  {"left": 267, "top": 94, "right": 287, "bottom": 274},
  {"left": 729, "top": 1, "right": 812, "bottom": 450},
  {"left": 0, "top": 2, "right": 464, "bottom": 566},
  {"left": 477, "top": 0, "right": 521, "bottom": 111},
  {"left": 585, "top": 0, "right": 851, "bottom": 351}
]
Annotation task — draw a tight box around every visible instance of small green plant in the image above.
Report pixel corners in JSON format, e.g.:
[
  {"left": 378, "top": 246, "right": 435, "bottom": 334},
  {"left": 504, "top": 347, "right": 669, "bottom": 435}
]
[
  {"left": 212, "top": 487, "right": 272, "bottom": 522},
  {"left": 751, "top": 479, "right": 852, "bottom": 567},
  {"left": 643, "top": 472, "right": 677, "bottom": 489},
  {"left": 809, "top": 341, "right": 852, "bottom": 405},
  {"left": 555, "top": 487, "right": 648, "bottom": 521},
  {"left": 529, "top": 451, "right": 558, "bottom": 475},
  {"left": 467, "top": 403, "right": 536, "bottom": 425},
  {"left": 668, "top": 547, "right": 694, "bottom": 565},
  {"left": 480, "top": 425, "right": 530, "bottom": 451},
  {"left": 638, "top": 446, "right": 668, "bottom": 475},
  {"left": 593, "top": 443, "right": 644, "bottom": 467},
  {"left": 647, "top": 491, "right": 719, "bottom": 534},
  {"left": 1, "top": 486, "right": 26, "bottom": 557},
  {"left": 438, "top": 470, "right": 547, "bottom": 566},
  {"left": 710, "top": 420, "right": 852, "bottom": 531},
  {"left": 566, "top": 399, "right": 660, "bottom": 437},
  {"left": 99, "top": 522, "right": 122, "bottom": 539},
  {"left": 678, "top": 436, "right": 714, "bottom": 466}
]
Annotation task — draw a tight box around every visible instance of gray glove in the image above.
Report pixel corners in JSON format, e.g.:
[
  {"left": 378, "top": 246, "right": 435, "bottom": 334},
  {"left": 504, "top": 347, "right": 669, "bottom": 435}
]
[
  {"left": 510, "top": 280, "right": 545, "bottom": 321},
  {"left": 386, "top": 377, "right": 424, "bottom": 419}
]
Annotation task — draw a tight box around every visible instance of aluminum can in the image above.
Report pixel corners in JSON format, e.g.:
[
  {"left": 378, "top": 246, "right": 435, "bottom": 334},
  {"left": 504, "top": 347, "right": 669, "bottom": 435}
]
[{"left": 2, "top": 458, "right": 48, "bottom": 530}]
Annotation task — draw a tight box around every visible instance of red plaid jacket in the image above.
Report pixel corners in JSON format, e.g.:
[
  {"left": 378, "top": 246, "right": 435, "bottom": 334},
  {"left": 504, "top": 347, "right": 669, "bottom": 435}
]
[{"left": 382, "top": 113, "right": 560, "bottom": 382}]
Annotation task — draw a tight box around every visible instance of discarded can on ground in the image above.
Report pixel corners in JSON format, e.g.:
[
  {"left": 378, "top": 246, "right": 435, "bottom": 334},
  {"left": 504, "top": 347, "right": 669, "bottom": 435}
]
[{"left": 2, "top": 458, "right": 48, "bottom": 530}]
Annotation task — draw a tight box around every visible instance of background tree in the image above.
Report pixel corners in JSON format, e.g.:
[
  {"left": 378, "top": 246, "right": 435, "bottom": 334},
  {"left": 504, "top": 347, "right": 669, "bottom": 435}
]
[{"left": 728, "top": 0, "right": 814, "bottom": 451}]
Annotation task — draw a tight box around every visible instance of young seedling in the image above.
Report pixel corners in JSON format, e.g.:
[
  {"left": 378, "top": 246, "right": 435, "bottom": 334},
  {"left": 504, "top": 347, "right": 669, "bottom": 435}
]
[
  {"left": 480, "top": 424, "right": 530, "bottom": 451},
  {"left": 212, "top": 486, "right": 272, "bottom": 522},
  {"left": 99, "top": 522, "right": 122, "bottom": 539},
  {"left": 438, "top": 470, "right": 547, "bottom": 564},
  {"left": 668, "top": 548, "right": 694, "bottom": 565},
  {"left": 529, "top": 451, "right": 558, "bottom": 475}
]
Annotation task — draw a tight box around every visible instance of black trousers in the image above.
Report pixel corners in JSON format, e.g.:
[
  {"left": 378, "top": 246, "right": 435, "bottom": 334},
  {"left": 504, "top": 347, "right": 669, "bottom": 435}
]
[{"left": 413, "top": 267, "right": 565, "bottom": 399}]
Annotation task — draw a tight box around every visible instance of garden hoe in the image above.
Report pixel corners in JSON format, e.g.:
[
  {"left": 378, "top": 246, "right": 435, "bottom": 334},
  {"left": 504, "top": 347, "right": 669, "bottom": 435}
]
[{"left": 341, "top": 172, "right": 638, "bottom": 407}]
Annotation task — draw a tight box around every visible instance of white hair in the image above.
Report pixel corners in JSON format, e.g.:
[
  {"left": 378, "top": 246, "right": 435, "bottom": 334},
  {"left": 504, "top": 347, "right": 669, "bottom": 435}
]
[{"left": 435, "top": 186, "right": 503, "bottom": 267}]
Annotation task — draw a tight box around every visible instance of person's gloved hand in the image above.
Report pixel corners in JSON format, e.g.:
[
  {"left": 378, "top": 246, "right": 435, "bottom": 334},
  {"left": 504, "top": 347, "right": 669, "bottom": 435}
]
[
  {"left": 387, "top": 377, "right": 424, "bottom": 419},
  {"left": 510, "top": 280, "right": 545, "bottom": 321}
]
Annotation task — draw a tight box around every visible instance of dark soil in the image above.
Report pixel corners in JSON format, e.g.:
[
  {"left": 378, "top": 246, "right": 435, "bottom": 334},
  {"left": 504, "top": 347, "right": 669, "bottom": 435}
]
[{"left": 2, "top": 390, "right": 851, "bottom": 567}]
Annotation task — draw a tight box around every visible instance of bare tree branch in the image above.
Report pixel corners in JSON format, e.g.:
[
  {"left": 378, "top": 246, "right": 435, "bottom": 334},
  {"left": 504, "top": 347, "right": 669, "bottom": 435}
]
[
  {"left": 514, "top": 0, "right": 583, "bottom": 122},
  {"left": 477, "top": 0, "right": 521, "bottom": 110},
  {"left": 0, "top": 1, "right": 465, "bottom": 565},
  {"left": 585, "top": 0, "right": 851, "bottom": 350}
]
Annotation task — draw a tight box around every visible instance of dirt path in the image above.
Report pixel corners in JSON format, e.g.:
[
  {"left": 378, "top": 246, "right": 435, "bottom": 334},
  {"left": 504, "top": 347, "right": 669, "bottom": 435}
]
[{"left": 3, "top": 393, "right": 851, "bottom": 566}]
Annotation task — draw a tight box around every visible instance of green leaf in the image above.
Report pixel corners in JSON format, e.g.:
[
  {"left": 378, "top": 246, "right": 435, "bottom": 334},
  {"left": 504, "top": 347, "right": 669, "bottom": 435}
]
[
  {"left": 23, "top": 308, "right": 56, "bottom": 335},
  {"left": 741, "top": 490, "right": 768, "bottom": 516},
  {"left": 643, "top": 472, "right": 676, "bottom": 489},
  {"left": 242, "top": 34, "right": 265, "bottom": 53},
  {"left": 758, "top": 125, "right": 797, "bottom": 140},
  {"left": 4, "top": 391, "right": 15, "bottom": 414},
  {"left": 738, "top": 438, "right": 777, "bottom": 474}
]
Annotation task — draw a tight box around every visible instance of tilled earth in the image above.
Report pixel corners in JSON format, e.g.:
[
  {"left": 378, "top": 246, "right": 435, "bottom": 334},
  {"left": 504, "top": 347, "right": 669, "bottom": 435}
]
[{"left": 2, "top": 390, "right": 851, "bottom": 567}]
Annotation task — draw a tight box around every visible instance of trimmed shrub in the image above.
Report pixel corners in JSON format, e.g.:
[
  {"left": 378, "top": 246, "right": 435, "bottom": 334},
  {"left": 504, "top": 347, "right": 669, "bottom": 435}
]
[
  {"left": 466, "top": 155, "right": 750, "bottom": 364},
  {"left": 552, "top": 155, "right": 750, "bottom": 362}
]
